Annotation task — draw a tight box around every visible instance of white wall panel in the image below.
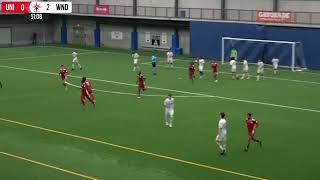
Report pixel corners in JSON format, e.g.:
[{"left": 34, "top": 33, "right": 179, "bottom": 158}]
[
  {"left": 226, "top": 0, "right": 273, "bottom": 10},
  {"left": 100, "top": 0, "right": 133, "bottom": 6},
  {"left": 137, "top": 0, "right": 174, "bottom": 7},
  {"left": 279, "top": 0, "right": 320, "bottom": 13},
  {"left": 179, "top": 0, "right": 221, "bottom": 9}
]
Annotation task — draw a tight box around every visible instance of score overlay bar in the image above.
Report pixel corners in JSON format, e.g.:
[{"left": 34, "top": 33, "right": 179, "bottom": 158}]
[{"left": 1, "top": 1, "right": 72, "bottom": 14}]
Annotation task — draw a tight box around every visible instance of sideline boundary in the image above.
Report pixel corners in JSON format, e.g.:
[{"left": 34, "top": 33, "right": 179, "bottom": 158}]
[{"left": 0, "top": 151, "right": 99, "bottom": 180}]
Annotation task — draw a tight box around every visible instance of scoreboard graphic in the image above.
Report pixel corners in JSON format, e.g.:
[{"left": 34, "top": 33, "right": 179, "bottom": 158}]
[{"left": 1, "top": 1, "right": 72, "bottom": 14}]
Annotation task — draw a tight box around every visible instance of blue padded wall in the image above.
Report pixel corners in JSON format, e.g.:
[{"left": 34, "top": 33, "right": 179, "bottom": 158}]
[{"left": 190, "top": 21, "right": 320, "bottom": 69}]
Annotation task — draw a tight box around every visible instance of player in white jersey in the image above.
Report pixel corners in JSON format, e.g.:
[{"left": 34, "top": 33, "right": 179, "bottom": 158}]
[
  {"left": 166, "top": 49, "right": 174, "bottom": 68},
  {"left": 272, "top": 57, "right": 279, "bottom": 74},
  {"left": 215, "top": 112, "right": 227, "bottom": 155},
  {"left": 71, "top": 51, "right": 82, "bottom": 70},
  {"left": 198, "top": 57, "right": 205, "bottom": 79},
  {"left": 164, "top": 94, "right": 175, "bottom": 128},
  {"left": 257, "top": 60, "right": 264, "bottom": 81},
  {"left": 241, "top": 59, "right": 250, "bottom": 79},
  {"left": 229, "top": 59, "right": 237, "bottom": 79},
  {"left": 132, "top": 52, "right": 140, "bottom": 71}
]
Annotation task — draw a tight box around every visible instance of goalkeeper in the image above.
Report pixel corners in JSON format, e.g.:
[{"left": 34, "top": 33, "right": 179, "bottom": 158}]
[{"left": 230, "top": 47, "right": 238, "bottom": 60}]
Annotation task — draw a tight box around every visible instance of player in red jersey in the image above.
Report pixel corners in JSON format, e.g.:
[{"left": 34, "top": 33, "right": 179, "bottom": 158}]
[
  {"left": 59, "top": 65, "right": 68, "bottom": 91},
  {"left": 244, "top": 113, "right": 262, "bottom": 152},
  {"left": 80, "top": 77, "right": 95, "bottom": 111},
  {"left": 188, "top": 62, "right": 196, "bottom": 84},
  {"left": 211, "top": 61, "right": 219, "bottom": 82},
  {"left": 137, "top": 71, "right": 146, "bottom": 98}
]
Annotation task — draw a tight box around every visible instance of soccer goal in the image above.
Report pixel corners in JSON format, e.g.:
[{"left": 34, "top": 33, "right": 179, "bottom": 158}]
[{"left": 221, "top": 37, "right": 307, "bottom": 71}]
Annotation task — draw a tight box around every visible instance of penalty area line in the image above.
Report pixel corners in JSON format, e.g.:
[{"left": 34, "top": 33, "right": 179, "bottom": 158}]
[
  {"left": 0, "top": 117, "right": 268, "bottom": 180},
  {"left": 0, "top": 65, "right": 319, "bottom": 113},
  {"left": 65, "top": 82, "right": 205, "bottom": 98},
  {"left": 0, "top": 151, "right": 99, "bottom": 180}
]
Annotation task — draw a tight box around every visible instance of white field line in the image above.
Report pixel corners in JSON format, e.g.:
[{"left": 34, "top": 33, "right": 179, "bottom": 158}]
[
  {"left": 141, "top": 62, "right": 320, "bottom": 85},
  {"left": 1, "top": 65, "right": 320, "bottom": 113},
  {"left": 0, "top": 51, "right": 101, "bottom": 61},
  {"left": 65, "top": 82, "right": 203, "bottom": 98}
]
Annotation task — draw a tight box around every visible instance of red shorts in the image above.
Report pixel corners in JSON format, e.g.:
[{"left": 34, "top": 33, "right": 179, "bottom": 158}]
[
  {"left": 61, "top": 76, "right": 66, "bottom": 81},
  {"left": 138, "top": 83, "right": 145, "bottom": 90},
  {"left": 189, "top": 73, "right": 195, "bottom": 79},
  {"left": 81, "top": 92, "right": 94, "bottom": 102},
  {"left": 248, "top": 131, "right": 255, "bottom": 138}
]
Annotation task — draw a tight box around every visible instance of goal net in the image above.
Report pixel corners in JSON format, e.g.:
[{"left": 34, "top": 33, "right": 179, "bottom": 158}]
[{"left": 221, "top": 37, "right": 307, "bottom": 71}]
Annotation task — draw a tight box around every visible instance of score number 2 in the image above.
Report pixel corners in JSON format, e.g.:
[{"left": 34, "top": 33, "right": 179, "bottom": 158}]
[{"left": 47, "top": 4, "right": 50, "bottom": 11}]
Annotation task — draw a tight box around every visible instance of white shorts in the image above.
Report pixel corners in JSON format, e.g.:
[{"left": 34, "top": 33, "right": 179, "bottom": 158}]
[
  {"left": 231, "top": 67, "right": 236, "bottom": 73},
  {"left": 216, "top": 132, "right": 227, "bottom": 142},
  {"left": 257, "top": 69, "right": 264, "bottom": 74},
  {"left": 133, "top": 59, "right": 138, "bottom": 64},
  {"left": 199, "top": 66, "right": 204, "bottom": 72},
  {"left": 165, "top": 109, "right": 174, "bottom": 117},
  {"left": 273, "top": 64, "right": 278, "bottom": 69},
  {"left": 167, "top": 58, "right": 173, "bottom": 64},
  {"left": 243, "top": 68, "right": 248, "bottom": 72},
  {"left": 72, "top": 58, "right": 78, "bottom": 63}
]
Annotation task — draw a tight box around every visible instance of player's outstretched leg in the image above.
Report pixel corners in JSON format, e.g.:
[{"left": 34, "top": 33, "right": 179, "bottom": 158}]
[
  {"left": 137, "top": 88, "right": 141, "bottom": 98},
  {"left": 241, "top": 72, "right": 246, "bottom": 79},
  {"left": 77, "top": 62, "right": 82, "bottom": 70},
  {"left": 81, "top": 99, "right": 86, "bottom": 111},
  {"left": 244, "top": 139, "right": 251, "bottom": 152},
  {"left": 63, "top": 82, "right": 68, "bottom": 91},
  {"left": 215, "top": 139, "right": 225, "bottom": 155},
  {"left": 165, "top": 112, "right": 169, "bottom": 126},
  {"left": 252, "top": 137, "right": 262, "bottom": 147},
  {"left": 214, "top": 73, "right": 218, "bottom": 82},
  {"left": 168, "top": 114, "right": 173, "bottom": 128},
  {"left": 72, "top": 63, "right": 75, "bottom": 70},
  {"left": 88, "top": 96, "right": 95, "bottom": 108}
]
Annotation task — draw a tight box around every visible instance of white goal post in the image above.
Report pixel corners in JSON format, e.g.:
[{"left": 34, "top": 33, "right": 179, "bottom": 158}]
[{"left": 221, "top": 37, "right": 305, "bottom": 71}]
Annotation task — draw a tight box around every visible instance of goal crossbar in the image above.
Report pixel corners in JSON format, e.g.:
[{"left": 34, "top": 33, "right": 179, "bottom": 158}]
[
  {"left": 222, "top": 37, "right": 296, "bottom": 45},
  {"left": 221, "top": 37, "right": 300, "bottom": 71}
]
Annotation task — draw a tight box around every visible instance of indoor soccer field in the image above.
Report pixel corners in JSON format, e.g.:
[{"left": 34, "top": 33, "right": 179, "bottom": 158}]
[{"left": 0, "top": 46, "right": 319, "bottom": 180}]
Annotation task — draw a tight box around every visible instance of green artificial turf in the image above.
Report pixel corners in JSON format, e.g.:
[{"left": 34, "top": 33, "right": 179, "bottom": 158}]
[{"left": 0, "top": 46, "right": 320, "bottom": 180}]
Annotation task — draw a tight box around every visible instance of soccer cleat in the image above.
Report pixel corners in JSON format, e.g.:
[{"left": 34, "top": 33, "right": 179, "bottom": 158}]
[
  {"left": 169, "top": 124, "right": 172, "bottom": 128},
  {"left": 220, "top": 150, "right": 226, "bottom": 155},
  {"left": 165, "top": 122, "right": 169, "bottom": 126},
  {"left": 215, "top": 80, "right": 218, "bottom": 83},
  {"left": 244, "top": 148, "right": 248, "bottom": 152}
]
